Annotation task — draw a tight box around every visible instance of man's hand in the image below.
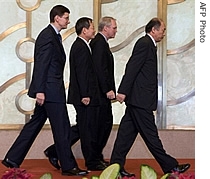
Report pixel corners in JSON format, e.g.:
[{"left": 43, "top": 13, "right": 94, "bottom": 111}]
[
  {"left": 106, "top": 90, "right": 116, "bottom": 100},
  {"left": 81, "top": 97, "right": 90, "bottom": 105},
  {"left": 116, "top": 93, "right": 126, "bottom": 103},
  {"left": 36, "top": 93, "right": 45, "bottom": 106}
]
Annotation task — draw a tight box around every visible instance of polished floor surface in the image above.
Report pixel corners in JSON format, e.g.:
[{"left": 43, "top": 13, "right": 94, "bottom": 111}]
[{"left": 0, "top": 159, "right": 195, "bottom": 179}]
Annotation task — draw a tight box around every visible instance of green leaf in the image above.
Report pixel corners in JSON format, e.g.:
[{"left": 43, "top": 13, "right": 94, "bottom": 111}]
[
  {"left": 141, "top": 164, "right": 157, "bottom": 179},
  {"left": 160, "top": 173, "right": 170, "bottom": 179},
  {"left": 40, "top": 173, "right": 52, "bottom": 179},
  {"left": 99, "top": 163, "right": 120, "bottom": 179}
]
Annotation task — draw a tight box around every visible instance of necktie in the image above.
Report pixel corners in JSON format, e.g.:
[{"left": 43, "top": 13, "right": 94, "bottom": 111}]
[{"left": 57, "top": 33, "right": 62, "bottom": 43}]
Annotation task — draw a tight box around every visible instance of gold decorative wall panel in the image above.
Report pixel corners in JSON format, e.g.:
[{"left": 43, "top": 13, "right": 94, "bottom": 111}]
[{"left": 0, "top": 0, "right": 194, "bottom": 130}]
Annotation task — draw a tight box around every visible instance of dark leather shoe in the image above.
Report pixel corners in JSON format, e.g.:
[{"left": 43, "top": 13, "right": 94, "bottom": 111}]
[
  {"left": 171, "top": 163, "right": 190, "bottom": 173},
  {"left": 87, "top": 163, "right": 107, "bottom": 171},
  {"left": 44, "top": 149, "right": 60, "bottom": 170},
  {"left": 2, "top": 158, "right": 19, "bottom": 168},
  {"left": 120, "top": 169, "right": 135, "bottom": 177},
  {"left": 62, "top": 167, "right": 88, "bottom": 176},
  {"left": 100, "top": 159, "right": 110, "bottom": 166}
]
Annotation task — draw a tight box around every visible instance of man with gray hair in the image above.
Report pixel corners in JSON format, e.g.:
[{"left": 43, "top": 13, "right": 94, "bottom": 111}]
[
  {"left": 44, "top": 16, "right": 117, "bottom": 171},
  {"left": 90, "top": 16, "right": 117, "bottom": 168}
]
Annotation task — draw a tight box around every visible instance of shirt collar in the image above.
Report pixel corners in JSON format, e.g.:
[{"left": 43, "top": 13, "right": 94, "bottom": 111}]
[
  {"left": 99, "top": 32, "right": 108, "bottom": 42},
  {"left": 50, "top": 24, "right": 60, "bottom": 34},
  {"left": 147, "top": 33, "right": 157, "bottom": 47},
  {"left": 78, "top": 36, "right": 92, "bottom": 53}
]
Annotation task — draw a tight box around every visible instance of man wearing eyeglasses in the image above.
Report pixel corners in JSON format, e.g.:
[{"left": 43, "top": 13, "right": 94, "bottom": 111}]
[{"left": 1, "top": 5, "right": 87, "bottom": 176}]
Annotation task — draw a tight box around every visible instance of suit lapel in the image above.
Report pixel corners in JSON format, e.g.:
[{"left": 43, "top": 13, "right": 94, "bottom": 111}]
[
  {"left": 145, "top": 35, "right": 157, "bottom": 58},
  {"left": 97, "top": 33, "right": 113, "bottom": 60},
  {"left": 47, "top": 25, "right": 66, "bottom": 57},
  {"left": 77, "top": 37, "right": 92, "bottom": 56}
]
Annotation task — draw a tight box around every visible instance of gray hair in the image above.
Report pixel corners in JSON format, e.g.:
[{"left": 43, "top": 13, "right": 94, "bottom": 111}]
[{"left": 98, "top": 16, "right": 116, "bottom": 31}]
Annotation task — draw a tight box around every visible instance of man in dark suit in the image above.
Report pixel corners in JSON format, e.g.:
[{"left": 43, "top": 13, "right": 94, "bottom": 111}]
[
  {"left": 90, "top": 16, "right": 117, "bottom": 165},
  {"left": 44, "top": 17, "right": 116, "bottom": 171},
  {"left": 1, "top": 5, "right": 87, "bottom": 176},
  {"left": 68, "top": 17, "right": 108, "bottom": 171},
  {"left": 110, "top": 18, "right": 190, "bottom": 177}
]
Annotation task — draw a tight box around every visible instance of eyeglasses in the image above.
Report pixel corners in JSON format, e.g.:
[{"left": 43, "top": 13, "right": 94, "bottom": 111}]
[{"left": 60, "top": 16, "right": 69, "bottom": 21}]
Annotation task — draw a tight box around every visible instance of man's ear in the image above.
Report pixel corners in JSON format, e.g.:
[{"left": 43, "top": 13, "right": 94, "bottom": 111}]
[
  {"left": 151, "top": 26, "right": 156, "bottom": 33},
  {"left": 104, "top": 25, "right": 108, "bottom": 32},
  {"left": 82, "top": 27, "right": 87, "bottom": 34},
  {"left": 54, "top": 15, "right": 59, "bottom": 23}
]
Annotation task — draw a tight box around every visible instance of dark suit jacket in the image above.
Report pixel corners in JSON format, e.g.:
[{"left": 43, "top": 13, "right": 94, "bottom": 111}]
[
  {"left": 67, "top": 37, "right": 100, "bottom": 106},
  {"left": 118, "top": 34, "right": 158, "bottom": 111},
  {"left": 90, "top": 33, "right": 116, "bottom": 103},
  {"left": 28, "top": 24, "right": 66, "bottom": 103}
]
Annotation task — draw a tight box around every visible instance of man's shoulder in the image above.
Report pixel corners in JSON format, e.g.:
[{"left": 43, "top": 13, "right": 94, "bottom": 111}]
[
  {"left": 94, "top": 33, "right": 103, "bottom": 38},
  {"left": 135, "top": 35, "right": 151, "bottom": 45},
  {"left": 90, "top": 33, "right": 106, "bottom": 48},
  {"left": 92, "top": 33, "right": 105, "bottom": 41},
  {"left": 70, "top": 38, "right": 88, "bottom": 53},
  {"left": 38, "top": 25, "right": 54, "bottom": 36},
  {"left": 72, "top": 37, "right": 86, "bottom": 47},
  {"left": 36, "top": 26, "right": 51, "bottom": 40}
]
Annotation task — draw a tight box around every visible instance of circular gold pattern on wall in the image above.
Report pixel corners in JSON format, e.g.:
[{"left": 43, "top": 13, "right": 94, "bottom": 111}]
[
  {"left": 15, "top": 89, "right": 35, "bottom": 115},
  {"left": 16, "top": 37, "right": 35, "bottom": 63},
  {"left": 0, "top": 0, "right": 193, "bottom": 129},
  {"left": 16, "top": 0, "right": 41, "bottom": 11},
  {"left": 0, "top": 73, "right": 26, "bottom": 94}
]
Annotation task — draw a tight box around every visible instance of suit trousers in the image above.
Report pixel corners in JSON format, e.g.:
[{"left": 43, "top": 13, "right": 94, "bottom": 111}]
[
  {"left": 45, "top": 124, "right": 80, "bottom": 157},
  {"left": 74, "top": 105, "right": 100, "bottom": 167},
  {"left": 5, "top": 102, "right": 77, "bottom": 171},
  {"left": 110, "top": 105, "right": 178, "bottom": 173},
  {"left": 97, "top": 101, "right": 113, "bottom": 160}
]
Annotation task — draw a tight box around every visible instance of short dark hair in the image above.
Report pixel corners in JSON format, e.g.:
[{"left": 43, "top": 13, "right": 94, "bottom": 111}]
[
  {"left": 49, "top": 5, "right": 70, "bottom": 23},
  {"left": 75, "top": 17, "right": 93, "bottom": 35},
  {"left": 145, "top": 18, "right": 163, "bottom": 33}
]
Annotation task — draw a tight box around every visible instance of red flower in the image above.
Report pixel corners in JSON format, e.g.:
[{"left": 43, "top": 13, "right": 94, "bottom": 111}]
[
  {"left": 1, "top": 168, "right": 33, "bottom": 179},
  {"left": 178, "top": 173, "right": 195, "bottom": 179},
  {"left": 168, "top": 171, "right": 195, "bottom": 179}
]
